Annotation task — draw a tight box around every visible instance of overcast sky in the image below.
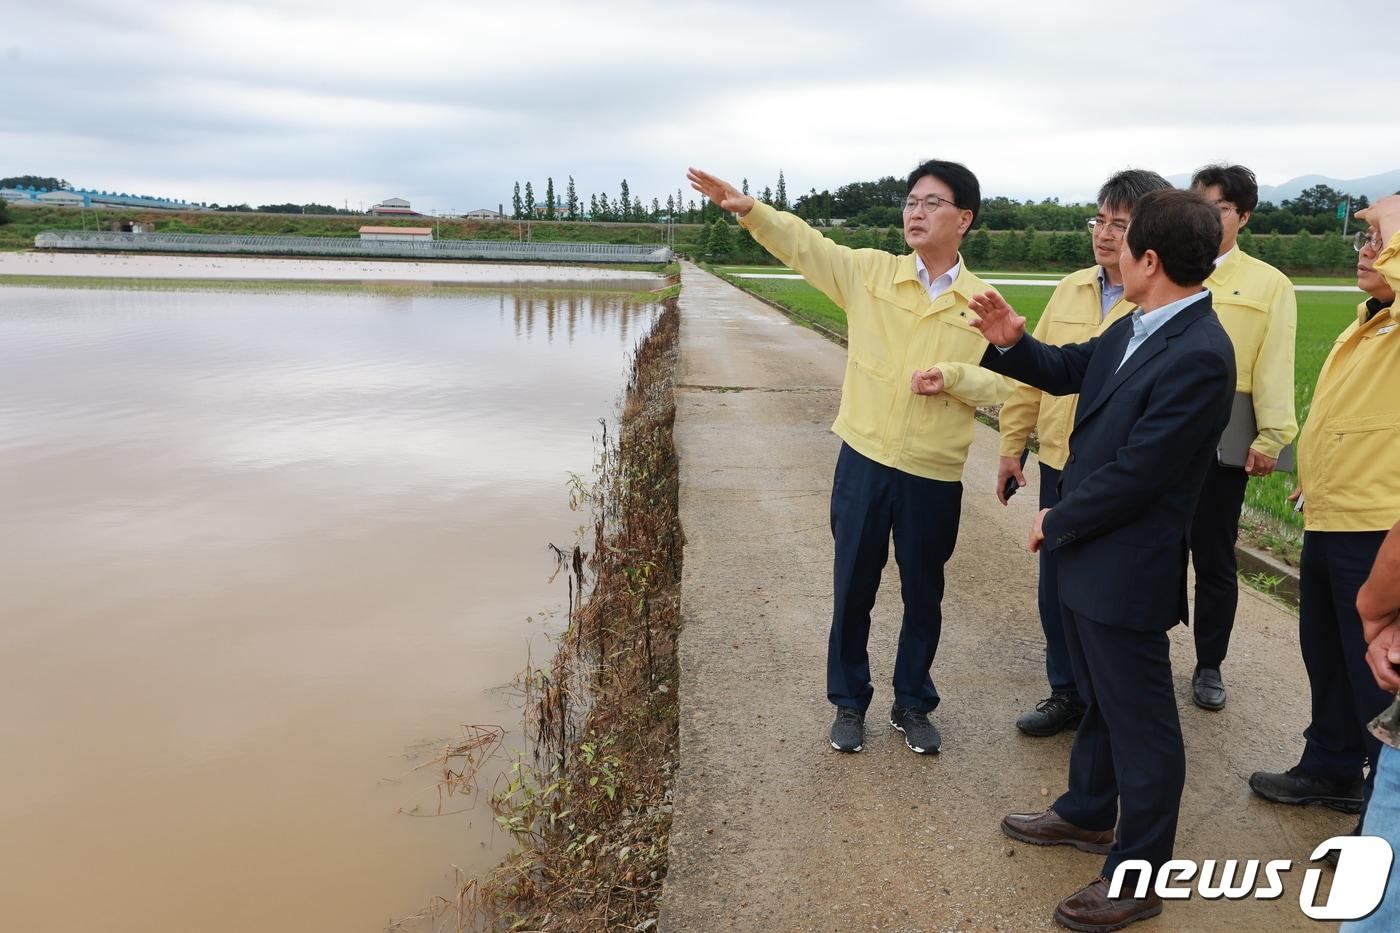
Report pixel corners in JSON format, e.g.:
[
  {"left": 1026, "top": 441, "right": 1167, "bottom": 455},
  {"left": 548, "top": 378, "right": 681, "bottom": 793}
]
[{"left": 3, "top": 0, "right": 1396, "bottom": 211}]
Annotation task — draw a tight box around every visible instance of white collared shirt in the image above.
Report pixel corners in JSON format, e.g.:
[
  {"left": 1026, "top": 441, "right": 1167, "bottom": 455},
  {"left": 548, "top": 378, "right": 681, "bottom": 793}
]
[
  {"left": 915, "top": 254, "right": 961, "bottom": 302},
  {"left": 1213, "top": 247, "right": 1234, "bottom": 268}
]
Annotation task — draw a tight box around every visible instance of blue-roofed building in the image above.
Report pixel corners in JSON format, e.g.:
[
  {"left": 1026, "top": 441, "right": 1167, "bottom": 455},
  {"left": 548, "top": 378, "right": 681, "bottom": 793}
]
[{"left": 0, "top": 185, "right": 204, "bottom": 211}]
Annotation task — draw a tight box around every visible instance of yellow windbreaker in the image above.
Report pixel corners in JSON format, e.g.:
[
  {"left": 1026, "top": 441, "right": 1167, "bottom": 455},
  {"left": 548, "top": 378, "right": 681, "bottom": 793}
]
[
  {"left": 1206, "top": 249, "right": 1299, "bottom": 458},
  {"left": 738, "top": 202, "right": 1014, "bottom": 481},
  {"left": 1297, "top": 295, "right": 1400, "bottom": 531},
  {"left": 997, "top": 267, "right": 1134, "bottom": 471}
]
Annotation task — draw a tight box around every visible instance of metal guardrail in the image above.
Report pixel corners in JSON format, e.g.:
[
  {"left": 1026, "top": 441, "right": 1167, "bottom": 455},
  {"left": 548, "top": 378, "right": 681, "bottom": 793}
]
[{"left": 34, "top": 231, "right": 673, "bottom": 264}]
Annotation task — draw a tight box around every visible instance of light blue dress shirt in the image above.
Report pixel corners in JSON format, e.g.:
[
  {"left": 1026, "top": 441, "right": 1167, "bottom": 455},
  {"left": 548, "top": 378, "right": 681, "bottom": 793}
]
[
  {"left": 1116, "top": 291, "right": 1209, "bottom": 371},
  {"left": 1097, "top": 265, "right": 1125, "bottom": 319}
]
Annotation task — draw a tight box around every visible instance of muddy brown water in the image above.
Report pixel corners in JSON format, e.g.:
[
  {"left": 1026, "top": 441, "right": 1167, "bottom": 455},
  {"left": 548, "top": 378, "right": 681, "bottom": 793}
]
[{"left": 0, "top": 284, "right": 659, "bottom": 931}]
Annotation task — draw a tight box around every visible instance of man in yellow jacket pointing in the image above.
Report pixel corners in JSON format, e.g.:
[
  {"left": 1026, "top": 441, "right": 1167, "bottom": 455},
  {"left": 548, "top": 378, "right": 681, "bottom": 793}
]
[{"left": 688, "top": 162, "right": 1014, "bottom": 756}]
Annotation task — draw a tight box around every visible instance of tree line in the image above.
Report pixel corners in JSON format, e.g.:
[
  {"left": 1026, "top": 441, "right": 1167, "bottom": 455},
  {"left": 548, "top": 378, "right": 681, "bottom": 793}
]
[
  {"left": 509, "top": 171, "right": 1378, "bottom": 239},
  {"left": 693, "top": 220, "right": 1364, "bottom": 275},
  {"left": 796, "top": 180, "right": 1376, "bottom": 234},
  {"left": 0, "top": 175, "right": 71, "bottom": 190},
  {"left": 508, "top": 172, "right": 792, "bottom": 223}
]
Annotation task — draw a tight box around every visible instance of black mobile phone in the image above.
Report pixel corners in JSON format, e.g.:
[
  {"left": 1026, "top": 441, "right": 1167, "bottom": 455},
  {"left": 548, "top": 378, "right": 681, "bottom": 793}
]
[{"left": 1003, "top": 449, "right": 1030, "bottom": 501}]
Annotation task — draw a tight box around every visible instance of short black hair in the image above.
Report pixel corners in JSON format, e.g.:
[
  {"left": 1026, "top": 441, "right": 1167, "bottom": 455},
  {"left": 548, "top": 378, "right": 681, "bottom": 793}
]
[
  {"left": 1097, "top": 169, "right": 1172, "bottom": 214},
  {"left": 1190, "top": 163, "right": 1259, "bottom": 215},
  {"left": 1125, "top": 189, "right": 1222, "bottom": 287},
  {"left": 906, "top": 159, "right": 980, "bottom": 229}
]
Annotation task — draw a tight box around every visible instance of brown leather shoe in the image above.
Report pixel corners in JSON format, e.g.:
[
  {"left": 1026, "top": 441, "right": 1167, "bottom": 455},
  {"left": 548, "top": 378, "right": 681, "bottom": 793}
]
[
  {"left": 1053, "top": 877, "right": 1163, "bottom": 932},
  {"left": 1001, "top": 807, "right": 1113, "bottom": 854}
]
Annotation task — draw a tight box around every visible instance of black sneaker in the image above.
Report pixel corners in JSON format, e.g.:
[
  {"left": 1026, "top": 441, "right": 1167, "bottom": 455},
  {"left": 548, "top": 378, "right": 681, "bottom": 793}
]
[
  {"left": 1016, "top": 694, "right": 1086, "bottom": 737},
  {"left": 890, "top": 705, "right": 941, "bottom": 754},
  {"left": 1248, "top": 766, "right": 1364, "bottom": 814},
  {"left": 830, "top": 707, "right": 865, "bottom": 753}
]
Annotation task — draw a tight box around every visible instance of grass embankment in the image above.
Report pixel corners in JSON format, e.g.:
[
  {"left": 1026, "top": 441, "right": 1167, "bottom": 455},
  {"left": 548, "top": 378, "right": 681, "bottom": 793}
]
[
  {"left": 713, "top": 266, "right": 1359, "bottom": 559},
  {"left": 0, "top": 204, "right": 710, "bottom": 254},
  {"left": 459, "top": 299, "right": 683, "bottom": 930}
]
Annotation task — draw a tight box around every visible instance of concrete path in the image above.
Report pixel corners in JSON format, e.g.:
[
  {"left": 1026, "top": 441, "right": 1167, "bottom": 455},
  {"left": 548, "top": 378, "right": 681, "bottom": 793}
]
[{"left": 661, "top": 262, "right": 1348, "bottom": 932}]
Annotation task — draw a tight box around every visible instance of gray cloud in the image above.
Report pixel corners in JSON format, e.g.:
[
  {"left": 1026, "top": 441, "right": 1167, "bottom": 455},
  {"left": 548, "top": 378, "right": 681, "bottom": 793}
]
[{"left": 2, "top": 0, "right": 1396, "bottom": 210}]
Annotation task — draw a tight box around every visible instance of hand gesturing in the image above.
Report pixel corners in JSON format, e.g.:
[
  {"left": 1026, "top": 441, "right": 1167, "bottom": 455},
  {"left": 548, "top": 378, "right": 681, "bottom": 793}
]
[
  {"left": 687, "top": 168, "right": 756, "bottom": 216},
  {"left": 967, "top": 290, "right": 1026, "bottom": 348}
]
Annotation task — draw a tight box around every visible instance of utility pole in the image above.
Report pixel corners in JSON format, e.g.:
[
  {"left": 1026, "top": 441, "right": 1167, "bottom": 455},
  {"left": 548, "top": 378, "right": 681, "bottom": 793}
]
[{"left": 1340, "top": 195, "right": 1352, "bottom": 237}]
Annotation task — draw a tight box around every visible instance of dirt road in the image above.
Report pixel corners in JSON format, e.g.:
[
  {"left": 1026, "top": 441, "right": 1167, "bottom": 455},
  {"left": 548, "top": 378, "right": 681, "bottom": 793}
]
[{"left": 660, "top": 262, "right": 1348, "bottom": 932}]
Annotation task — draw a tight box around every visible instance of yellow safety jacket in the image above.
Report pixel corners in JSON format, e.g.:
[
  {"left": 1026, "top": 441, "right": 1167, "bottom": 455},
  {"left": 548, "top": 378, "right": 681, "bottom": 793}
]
[
  {"left": 1297, "top": 294, "right": 1400, "bottom": 531},
  {"left": 738, "top": 202, "right": 1014, "bottom": 481},
  {"left": 997, "top": 267, "right": 1134, "bottom": 471},
  {"left": 1206, "top": 248, "right": 1299, "bottom": 458}
]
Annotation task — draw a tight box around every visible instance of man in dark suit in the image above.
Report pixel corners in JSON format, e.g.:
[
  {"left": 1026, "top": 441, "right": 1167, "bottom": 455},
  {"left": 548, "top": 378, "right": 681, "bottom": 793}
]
[{"left": 919, "top": 189, "right": 1235, "bottom": 931}]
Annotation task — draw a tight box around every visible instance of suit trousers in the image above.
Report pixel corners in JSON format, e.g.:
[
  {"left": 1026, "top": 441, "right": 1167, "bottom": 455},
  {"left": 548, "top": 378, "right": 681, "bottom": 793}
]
[
  {"left": 1052, "top": 606, "right": 1185, "bottom": 876},
  {"left": 1298, "top": 530, "right": 1394, "bottom": 809},
  {"left": 1189, "top": 462, "right": 1249, "bottom": 669},
  {"left": 827, "top": 443, "right": 961, "bottom": 713},
  {"left": 1037, "top": 464, "right": 1079, "bottom": 700}
]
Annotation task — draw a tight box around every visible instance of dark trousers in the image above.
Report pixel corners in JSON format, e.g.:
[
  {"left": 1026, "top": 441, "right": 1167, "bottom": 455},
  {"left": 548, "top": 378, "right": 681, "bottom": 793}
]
[
  {"left": 1037, "top": 464, "right": 1078, "bottom": 700},
  {"left": 1053, "top": 606, "right": 1185, "bottom": 876},
  {"left": 1298, "top": 530, "right": 1394, "bottom": 809},
  {"left": 827, "top": 443, "right": 962, "bottom": 713},
  {"left": 1189, "top": 462, "right": 1249, "bottom": 668}
]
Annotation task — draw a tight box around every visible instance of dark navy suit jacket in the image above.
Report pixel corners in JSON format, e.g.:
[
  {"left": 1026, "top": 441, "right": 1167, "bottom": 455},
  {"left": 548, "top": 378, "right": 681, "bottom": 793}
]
[{"left": 981, "top": 294, "right": 1236, "bottom": 632}]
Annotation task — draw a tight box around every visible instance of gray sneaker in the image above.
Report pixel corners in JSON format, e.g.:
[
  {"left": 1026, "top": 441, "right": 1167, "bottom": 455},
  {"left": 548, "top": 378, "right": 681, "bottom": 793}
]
[
  {"left": 890, "top": 705, "right": 941, "bottom": 754},
  {"left": 830, "top": 707, "right": 865, "bottom": 753}
]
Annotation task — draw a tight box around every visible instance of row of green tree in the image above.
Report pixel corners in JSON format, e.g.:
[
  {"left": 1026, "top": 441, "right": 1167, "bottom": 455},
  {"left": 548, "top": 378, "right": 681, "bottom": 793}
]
[
  {"left": 793, "top": 182, "right": 1377, "bottom": 234},
  {"left": 510, "top": 169, "right": 1379, "bottom": 238},
  {"left": 694, "top": 220, "right": 1363, "bottom": 275},
  {"left": 508, "top": 173, "right": 792, "bottom": 223},
  {"left": 206, "top": 202, "right": 361, "bottom": 215},
  {"left": 0, "top": 175, "right": 71, "bottom": 190}
]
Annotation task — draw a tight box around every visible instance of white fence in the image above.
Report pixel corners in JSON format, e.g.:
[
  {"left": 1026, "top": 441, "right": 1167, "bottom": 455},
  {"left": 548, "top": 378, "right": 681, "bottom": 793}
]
[{"left": 34, "top": 231, "right": 673, "bottom": 264}]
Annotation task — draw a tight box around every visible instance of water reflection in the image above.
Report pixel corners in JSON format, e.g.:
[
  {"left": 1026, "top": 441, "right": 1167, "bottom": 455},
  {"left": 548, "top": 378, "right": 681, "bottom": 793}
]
[
  {"left": 507, "top": 292, "right": 654, "bottom": 345},
  {"left": 0, "top": 284, "right": 660, "bottom": 933}
]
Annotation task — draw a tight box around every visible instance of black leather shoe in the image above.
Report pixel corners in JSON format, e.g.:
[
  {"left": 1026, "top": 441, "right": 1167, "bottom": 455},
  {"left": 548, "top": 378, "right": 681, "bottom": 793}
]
[
  {"left": 1017, "top": 694, "right": 1086, "bottom": 737},
  {"left": 1192, "top": 666, "right": 1227, "bottom": 711},
  {"left": 1248, "top": 766, "right": 1364, "bottom": 814}
]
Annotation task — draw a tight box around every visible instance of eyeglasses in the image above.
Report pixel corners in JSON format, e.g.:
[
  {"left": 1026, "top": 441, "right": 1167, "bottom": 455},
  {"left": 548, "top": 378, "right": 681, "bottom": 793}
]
[
  {"left": 1354, "top": 229, "right": 1383, "bottom": 253},
  {"left": 902, "top": 194, "right": 958, "bottom": 214},
  {"left": 1208, "top": 200, "right": 1238, "bottom": 217},
  {"left": 1086, "top": 218, "right": 1128, "bottom": 237}
]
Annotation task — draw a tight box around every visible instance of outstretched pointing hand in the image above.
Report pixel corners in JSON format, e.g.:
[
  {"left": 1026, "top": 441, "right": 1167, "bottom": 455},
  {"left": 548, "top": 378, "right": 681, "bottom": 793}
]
[
  {"left": 687, "top": 168, "right": 756, "bottom": 217},
  {"left": 967, "top": 290, "right": 1026, "bottom": 348}
]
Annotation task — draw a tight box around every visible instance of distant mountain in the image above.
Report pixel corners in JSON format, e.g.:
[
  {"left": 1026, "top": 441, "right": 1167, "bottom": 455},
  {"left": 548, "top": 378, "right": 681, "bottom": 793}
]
[{"left": 1165, "top": 169, "right": 1400, "bottom": 205}]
